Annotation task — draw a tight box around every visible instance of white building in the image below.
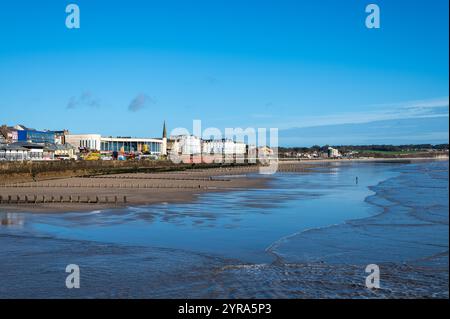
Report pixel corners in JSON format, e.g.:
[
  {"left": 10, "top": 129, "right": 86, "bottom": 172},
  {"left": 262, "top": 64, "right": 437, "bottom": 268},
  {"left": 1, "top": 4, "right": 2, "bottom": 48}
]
[
  {"left": 328, "top": 147, "right": 340, "bottom": 158},
  {"left": 65, "top": 134, "right": 101, "bottom": 151},
  {"left": 169, "top": 135, "right": 202, "bottom": 155},
  {"left": 0, "top": 143, "right": 45, "bottom": 161},
  {"left": 0, "top": 145, "right": 29, "bottom": 161},
  {"left": 202, "top": 139, "right": 246, "bottom": 155},
  {"left": 65, "top": 134, "right": 166, "bottom": 156}
]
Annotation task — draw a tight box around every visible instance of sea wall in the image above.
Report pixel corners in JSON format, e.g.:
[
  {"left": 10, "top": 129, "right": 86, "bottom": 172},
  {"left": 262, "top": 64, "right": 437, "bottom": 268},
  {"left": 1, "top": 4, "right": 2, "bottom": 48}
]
[{"left": 0, "top": 160, "right": 253, "bottom": 184}]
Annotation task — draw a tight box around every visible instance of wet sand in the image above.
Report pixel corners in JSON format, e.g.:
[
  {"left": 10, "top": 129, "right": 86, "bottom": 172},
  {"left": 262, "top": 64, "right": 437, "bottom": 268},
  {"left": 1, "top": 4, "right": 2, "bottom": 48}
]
[
  {"left": 0, "top": 165, "right": 270, "bottom": 213},
  {"left": 0, "top": 158, "right": 446, "bottom": 213},
  {"left": 0, "top": 160, "right": 447, "bottom": 298}
]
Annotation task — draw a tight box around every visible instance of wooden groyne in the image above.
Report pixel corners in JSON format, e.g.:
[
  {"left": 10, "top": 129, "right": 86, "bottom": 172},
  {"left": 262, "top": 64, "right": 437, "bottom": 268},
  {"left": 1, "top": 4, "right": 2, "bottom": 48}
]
[
  {"left": 0, "top": 183, "right": 210, "bottom": 189},
  {"left": 0, "top": 194, "right": 127, "bottom": 205}
]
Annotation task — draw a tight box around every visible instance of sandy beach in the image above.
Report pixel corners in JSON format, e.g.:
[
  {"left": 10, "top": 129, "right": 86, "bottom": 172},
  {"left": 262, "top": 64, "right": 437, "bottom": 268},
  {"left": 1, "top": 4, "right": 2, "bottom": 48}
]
[
  {"left": 1, "top": 159, "right": 447, "bottom": 298},
  {"left": 0, "top": 157, "right": 447, "bottom": 214},
  {"left": 0, "top": 165, "right": 271, "bottom": 213}
]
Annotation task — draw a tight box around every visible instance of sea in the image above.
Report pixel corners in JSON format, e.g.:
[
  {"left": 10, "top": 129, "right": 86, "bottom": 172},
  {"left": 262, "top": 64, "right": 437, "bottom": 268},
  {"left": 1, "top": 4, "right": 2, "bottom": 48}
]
[{"left": 0, "top": 160, "right": 448, "bottom": 298}]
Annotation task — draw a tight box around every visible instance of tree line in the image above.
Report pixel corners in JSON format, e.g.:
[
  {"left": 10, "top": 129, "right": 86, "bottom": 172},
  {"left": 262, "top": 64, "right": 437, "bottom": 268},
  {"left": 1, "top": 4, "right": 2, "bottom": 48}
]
[{"left": 279, "top": 144, "right": 449, "bottom": 154}]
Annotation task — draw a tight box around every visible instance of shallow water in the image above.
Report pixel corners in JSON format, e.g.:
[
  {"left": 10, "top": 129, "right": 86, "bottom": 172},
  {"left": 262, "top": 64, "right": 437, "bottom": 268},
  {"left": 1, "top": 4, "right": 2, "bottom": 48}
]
[{"left": 0, "top": 161, "right": 448, "bottom": 298}]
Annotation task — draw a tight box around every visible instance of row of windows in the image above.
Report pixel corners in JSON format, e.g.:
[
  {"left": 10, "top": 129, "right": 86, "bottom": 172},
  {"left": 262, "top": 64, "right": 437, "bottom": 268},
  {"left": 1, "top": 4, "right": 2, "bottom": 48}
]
[
  {"left": 77, "top": 139, "right": 162, "bottom": 153},
  {"left": 100, "top": 141, "right": 161, "bottom": 153},
  {"left": 18, "top": 131, "right": 55, "bottom": 144},
  {"left": 79, "top": 139, "right": 99, "bottom": 150},
  {"left": 0, "top": 151, "right": 44, "bottom": 160}
]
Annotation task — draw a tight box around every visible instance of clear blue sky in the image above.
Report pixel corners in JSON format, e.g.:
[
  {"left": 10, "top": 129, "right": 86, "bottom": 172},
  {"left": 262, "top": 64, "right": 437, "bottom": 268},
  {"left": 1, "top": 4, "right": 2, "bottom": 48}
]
[{"left": 0, "top": 0, "right": 448, "bottom": 146}]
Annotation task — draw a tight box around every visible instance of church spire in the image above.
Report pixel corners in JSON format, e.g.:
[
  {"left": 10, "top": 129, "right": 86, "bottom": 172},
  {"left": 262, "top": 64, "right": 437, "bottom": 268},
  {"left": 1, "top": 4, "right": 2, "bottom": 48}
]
[{"left": 162, "top": 121, "right": 167, "bottom": 139}]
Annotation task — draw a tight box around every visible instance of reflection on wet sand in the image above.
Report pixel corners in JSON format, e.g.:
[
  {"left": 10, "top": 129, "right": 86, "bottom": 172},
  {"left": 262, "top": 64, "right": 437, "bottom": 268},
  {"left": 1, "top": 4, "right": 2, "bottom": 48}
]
[
  {"left": 0, "top": 160, "right": 448, "bottom": 298},
  {"left": 0, "top": 212, "right": 24, "bottom": 227}
]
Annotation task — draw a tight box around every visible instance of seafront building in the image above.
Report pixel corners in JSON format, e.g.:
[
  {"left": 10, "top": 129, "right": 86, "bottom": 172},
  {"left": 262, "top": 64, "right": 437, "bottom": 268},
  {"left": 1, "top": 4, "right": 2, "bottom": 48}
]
[
  {"left": 0, "top": 144, "right": 30, "bottom": 161},
  {"left": 169, "top": 136, "right": 247, "bottom": 156},
  {"left": 17, "top": 129, "right": 55, "bottom": 144},
  {"left": 202, "top": 139, "right": 247, "bottom": 156},
  {"left": 169, "top": 135, "right": 202, "bottom": 155},
  {"left": 64, "top": 134, "right": 166, "bottom": 156},
  {"left": 46, "top": 143, "right": 78, "bottom": 160},
  {"left": 0, "top": 121, "right": 274, "bottom": 162},
  {"left": 64, "top": 122, "right": 168, "bottom": 156},
  {"left": 167, "top": 136, "right": 248, "bottom": 163},
  {"left": 0, "top": 142, "right": 46, "bottom": 161},
  {"left": 1, "top": 124, "right": 65, "bottom": 145}
]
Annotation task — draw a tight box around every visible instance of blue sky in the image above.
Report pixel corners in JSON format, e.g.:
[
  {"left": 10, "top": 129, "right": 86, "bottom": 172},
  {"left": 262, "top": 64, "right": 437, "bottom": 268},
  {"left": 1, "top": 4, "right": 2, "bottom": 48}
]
[{"left": 0, "top": 0, "right": 448, "bottom": 146}]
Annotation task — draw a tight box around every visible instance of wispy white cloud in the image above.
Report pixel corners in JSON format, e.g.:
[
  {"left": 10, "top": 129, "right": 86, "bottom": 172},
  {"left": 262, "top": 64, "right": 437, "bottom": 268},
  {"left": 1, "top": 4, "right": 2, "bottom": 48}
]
[
  {"left": 279, "top": 96, "right": 449, "bottom": 130},
  {"left": 374, "top": 97, "right": 449, "bottom": 109}
]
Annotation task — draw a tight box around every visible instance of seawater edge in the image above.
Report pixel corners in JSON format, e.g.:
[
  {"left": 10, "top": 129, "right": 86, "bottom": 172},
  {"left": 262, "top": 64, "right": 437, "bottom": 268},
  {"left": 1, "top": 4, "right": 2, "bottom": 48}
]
[
  {"left": 0, "top": 160, "right": 447, "bottom": 298},
  {"left": 0, "top": 157, "right": 447, "bottom": 214}
]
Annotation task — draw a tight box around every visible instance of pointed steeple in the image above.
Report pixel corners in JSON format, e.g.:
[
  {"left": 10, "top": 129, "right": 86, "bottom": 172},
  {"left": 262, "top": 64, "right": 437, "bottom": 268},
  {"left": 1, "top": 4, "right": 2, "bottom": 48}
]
[{"left": 162, "top": 121, "right": 167, "bottom": 139}]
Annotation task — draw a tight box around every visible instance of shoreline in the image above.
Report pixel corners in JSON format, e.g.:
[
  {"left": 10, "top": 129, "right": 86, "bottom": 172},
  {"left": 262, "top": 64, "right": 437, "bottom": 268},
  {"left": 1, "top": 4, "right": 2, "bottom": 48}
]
[
  {"left": 0, "top": 157, "right": 447, "bottom": 215},
  {"left": 278, "top": 156, "right": 449, "bottom": 164},
  {"left": 273, "top": 160, "right": 449, "bottom": 264},
  {"left": 266, "top": 164, "right": 398, "bottom": 262},
  {"left": 265, "top": 160, "right": 449, "bottom": 297},
  {"left": 0, "top": 165, "right": 269, "bottom": 214},
  {"left": 1, "top": 158, "right": 447, "bottom": 298}
]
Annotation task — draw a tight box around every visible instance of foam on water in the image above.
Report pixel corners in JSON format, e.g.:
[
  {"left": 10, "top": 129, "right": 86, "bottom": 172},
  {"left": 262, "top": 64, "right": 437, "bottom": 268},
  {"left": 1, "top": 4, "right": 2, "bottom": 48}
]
[{"left": 0, "top": 161, "right": 447, "bottom": 298}]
